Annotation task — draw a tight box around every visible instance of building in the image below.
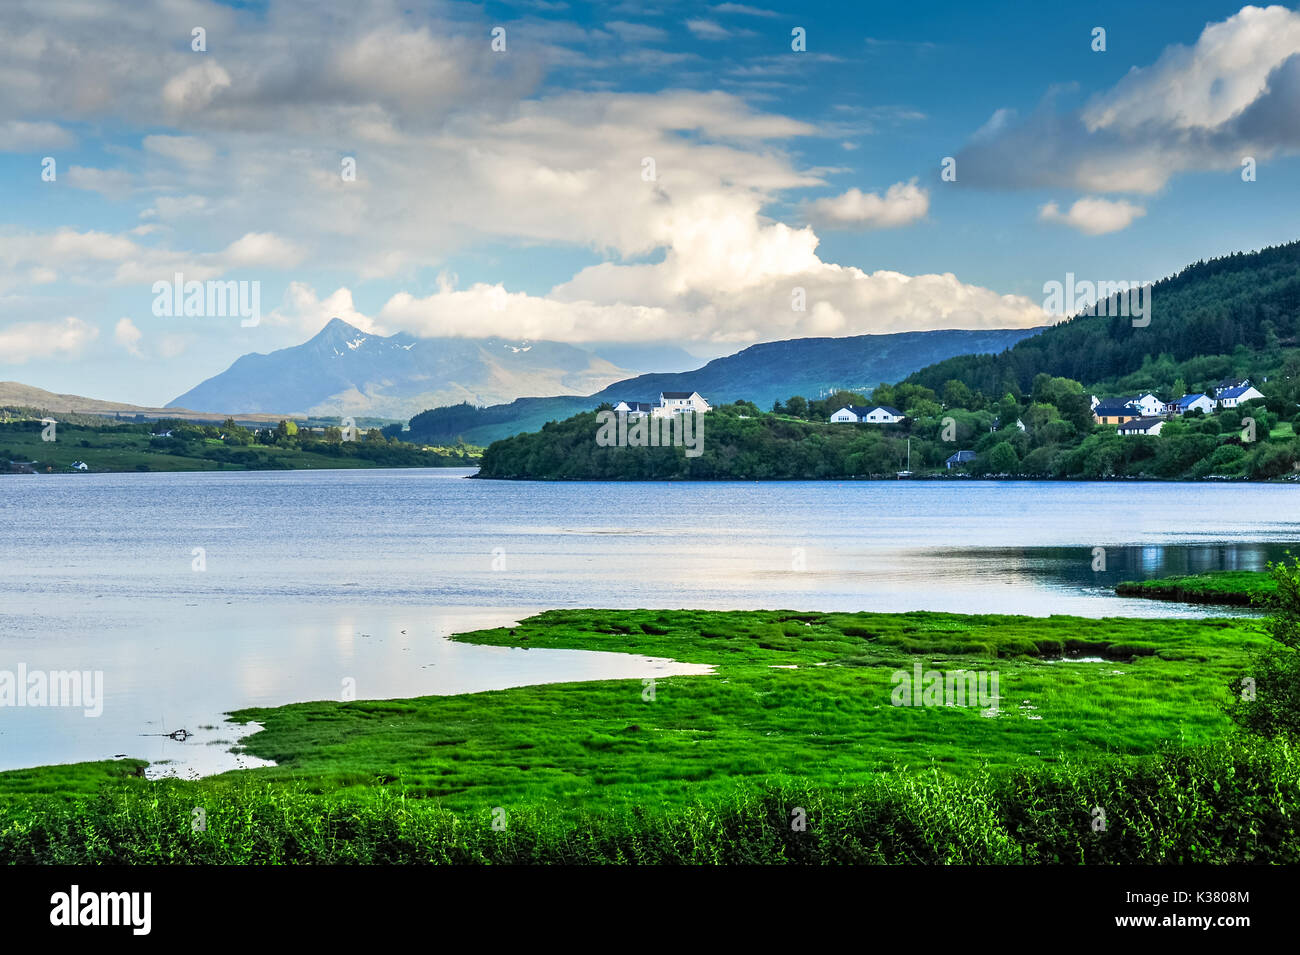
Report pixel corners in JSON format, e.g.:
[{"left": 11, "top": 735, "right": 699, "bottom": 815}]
[
  {"left": 1092, "top": 399, "right": 1145, "bottom": 425},
  {"left": 610, "top": 401, "right": 654, "bottom": 418},
  {"left": 829, "top": 405, "right": 906, "bottom": 424},
  {"left": 1167, "top": 393, "right": 1215, "bottom": 416},
  {"left": 945, "top": 450, "right": 976, "bottom": 469},
  {"left": 829, "top": 405, "right": 868, "bottom": 423},
  {"left": 1117, "top": 416, "right": 1165, "bottom": 436},
  {"left": 69, "top": 460, "right": 89, "bottom": 470},
  {"left": 611, "top": 393, "right": 710, "bottom": 419},
  {"left": 1214, "top": 382, "right": 1264, "bottom": 408},
  {"left": 655, "top": 391, "right": 711, "bottom": 416}
]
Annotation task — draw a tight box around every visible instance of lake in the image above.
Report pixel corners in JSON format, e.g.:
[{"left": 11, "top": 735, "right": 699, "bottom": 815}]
[{"left": 2, "top": 468, "right": 1297, "bottom": 775}]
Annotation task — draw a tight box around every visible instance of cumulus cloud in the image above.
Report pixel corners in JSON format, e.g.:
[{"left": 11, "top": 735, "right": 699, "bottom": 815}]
[
  {"left": 956, "top": 5, "right": 1300, "bottom": 192},
  {"left": 0, "top": 0, "right": 1049, "bottom": 358},
  {"left": 0, "top": 317, "right": 98, "bottom": 362},
  {"left": 1038, "top": 197, "right": 1146, "bottom": 235},
  {"left": 113, "top": 317, "right": 143, "bottom": 356},
  {"left": 0, "top": 120, "right": 74, "bottom": 152},
  {"left": 807, "top": 180, "right": 929, "bottom": 229}
]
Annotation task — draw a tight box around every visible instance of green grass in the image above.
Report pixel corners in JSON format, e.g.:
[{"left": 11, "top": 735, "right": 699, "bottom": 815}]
[
  {"left": 1116, "top": 571, "right": 1277, "bottom": 607},
  {"left": 0, "top": 422, "right": 478, "bottom": 473},
  {"left": 174, "top": 609, "right": 1265, "bottom": 813},
  {"left": 1, "top": 739, "right": 1294, "bottom": 863},
  {"left": 0, "top": 608, "right": 1285, "bottom": 863}
]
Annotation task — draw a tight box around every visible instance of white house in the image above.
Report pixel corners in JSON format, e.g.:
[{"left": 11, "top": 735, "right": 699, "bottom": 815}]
[
  {"left": 655, "top": 391, "right": 711, "bottom": 417},
  {"left": 69, "top": 460, "right": 89, "bottom": 470},
  {"left": 611, "top": 400, "right": 654, "bottom": 418},
  {"left": 1130, "top": 393, "right": 1165, "bottom": 417},
  {"left": 1168, "top": 393, "right": 1215, "bottom": 416},
  {"left": 1117, "top": 416, "right": 1164, "bottom": 436},
  {"left": 830, "top": 405, "right": 868, "bottom": 423},
  {"left": 1215, "top": 382, "right": 1264, "bottom": 408},
  {"left": 830, "top": 404, "right": 905, "bottom": 424}
]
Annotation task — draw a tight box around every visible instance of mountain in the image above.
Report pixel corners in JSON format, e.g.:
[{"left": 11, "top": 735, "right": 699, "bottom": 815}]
[
  {"left": 407, "top": 326, "right": 1046, "bottom": 445},
  {"left": 903, "top": 240, "right": 1300, "bottom": 397},
  {"left": 169, "top": 319, "right": 635, "bottom": 418}
]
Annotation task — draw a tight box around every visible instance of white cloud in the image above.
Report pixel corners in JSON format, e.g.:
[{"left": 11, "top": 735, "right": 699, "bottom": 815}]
[
  {"left": 0, "top": 120, "right": 74, "bottom": 152},
  {"left": 114, "top": 317, "right": 143, "bottom": 356},
  {"left": 67, "top": 166, "right": 133, "bottom": 199},
  {"left": 807, "top": 180, "right": 929, "bottom": 229},
  {"left": 686, "top": 19, "right": 731, "bottom": 40},
  {"left": 1038, "top": 197, "right": 1146, "bottom": 235},
  {"left": 957, "top": 5, "right": 1300, "bottom": 192},
  {"left": 143, "top": 135, "right": 216, "bottom": 165},
  {"left": 711, "top": 4, "right": 779, "bottom": 17},
  {"left": 606, "top": 21, "right": 670, "bottom": 43},
  {"left": 0, "top": 317, "right": 98, "bottom": 363}
]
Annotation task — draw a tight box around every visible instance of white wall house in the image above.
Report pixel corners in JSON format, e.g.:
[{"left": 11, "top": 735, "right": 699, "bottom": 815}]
[
  {"left": 1168, "top": 393, "right": 1215, "bottom": 416},
  {"left": 1118, "top": 416, "right": 1164, "bottom": 436},
  {"left": 655, "top": 391, "right": 711, "bottom": 417},
  {"left": 1215, "top": 383, "right": 1264, "bottom": 408},
  {"left": 1131, "top": 393, "right": 1165, "bottom": 417},
  {"left": 611, "top": 400, "right": 654, "bottom": 418},
  {"left": 830, "top": 405, "right": 867, "bottom": 423},
  {"left": 830, "top": 405, "right": 906, "bottom": 424}
]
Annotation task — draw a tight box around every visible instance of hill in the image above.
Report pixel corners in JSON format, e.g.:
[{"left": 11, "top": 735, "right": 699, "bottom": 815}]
[
  {"left": 408, "top": 326, "right": 1045, "bottom": 444},
  {"left": 0, "top": 381, "right": 290, "bottom": 426},
  {"left": 904, "top": 241, "right": 1300, "bottom": 398}
]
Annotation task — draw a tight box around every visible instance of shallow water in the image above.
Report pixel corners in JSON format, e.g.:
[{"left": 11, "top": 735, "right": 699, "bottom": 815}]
[{"left": 1, "top": 469, "right": 1296, "bottom": 773}]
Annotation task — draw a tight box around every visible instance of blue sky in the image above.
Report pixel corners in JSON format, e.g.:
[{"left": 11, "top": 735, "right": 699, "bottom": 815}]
[{"left": 3, "top": 0, "right": 1300, "bottom": 405}]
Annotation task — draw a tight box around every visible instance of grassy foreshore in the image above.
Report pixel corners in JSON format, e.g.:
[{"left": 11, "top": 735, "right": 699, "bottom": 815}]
[
  {"left": 1116, "top": 571, "right": 1277, "bottom": 607},
  {"left": 1, "top": 608, "right": 1293, "bottom": 863}
]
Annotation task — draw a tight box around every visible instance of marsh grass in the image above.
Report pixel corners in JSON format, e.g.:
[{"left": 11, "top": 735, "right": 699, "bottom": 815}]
[{"left": 1, "top": 739, "right": 1293, "bottom": 864}]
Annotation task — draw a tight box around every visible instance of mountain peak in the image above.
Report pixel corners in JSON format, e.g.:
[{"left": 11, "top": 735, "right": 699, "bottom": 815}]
[{"left": 315, "top": 317, "right": 365, "bottom": 339}]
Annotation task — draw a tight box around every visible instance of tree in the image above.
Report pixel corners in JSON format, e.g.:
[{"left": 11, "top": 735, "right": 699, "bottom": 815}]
[
  {"left": 982, "top": 441, "right": 1019, "bottom": 474},
  {"left": 1227, "top": 557, "right": 1300, "bottom": 739}
]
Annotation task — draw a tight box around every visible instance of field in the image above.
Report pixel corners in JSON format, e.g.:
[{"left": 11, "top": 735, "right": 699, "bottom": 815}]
[
  {"left": 0, "top": 421, "right": 478, "bottom": 473},
  {"left": 1116, "top": 571, "right": 1277, "bottom": 607},
  {"left": 2, "top": 607, "right": 1293, "bottom": 863}
]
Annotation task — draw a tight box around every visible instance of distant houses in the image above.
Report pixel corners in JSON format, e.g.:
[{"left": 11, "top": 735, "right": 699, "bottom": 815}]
[
  {"left": 611, "top": 392, "right": 711, "bottom": 419},
  {"left": 1091, "top": 378, "right": 1266, "bottom": 434},
  {"left": 945, "top": 450, "right": 976, "bottom": 469},
  {"left": 829, "top": 404, "right": 906, "bottom": 424}
]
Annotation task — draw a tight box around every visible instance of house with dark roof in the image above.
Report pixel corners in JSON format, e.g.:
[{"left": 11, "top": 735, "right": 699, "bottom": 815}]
[
  {"left": 1167, "top": 393, "right": 1215, "bottom": 416},
  {"left": 1117, "top": 416, "right": 1165, "bottom": 436},
  {"left": 1215, "top": 382, "right": 1264, "bottom": 408},
  {"left": 945, "top": 450, "right": 976, "bottom": 469},
  {"left": 1092, "top": 399, "right": 1145, "bottom": 425},
  {"left": 829, "top": 404, "right": 906, "bottom": 424}
]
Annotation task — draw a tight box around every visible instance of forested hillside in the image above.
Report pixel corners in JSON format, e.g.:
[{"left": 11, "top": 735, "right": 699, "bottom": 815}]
[{"left": 905, "top": 241, "right": 1300, "bottom": 397}]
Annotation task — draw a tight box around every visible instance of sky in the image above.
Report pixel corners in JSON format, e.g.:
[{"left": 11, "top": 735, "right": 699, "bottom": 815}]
[{"left": 4, "top": 0, "right": 1300, "bottom": 405}]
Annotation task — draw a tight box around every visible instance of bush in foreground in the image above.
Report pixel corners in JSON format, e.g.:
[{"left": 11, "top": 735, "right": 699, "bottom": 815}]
[{"left": 2, "top": 738, "right": 1295, "bottom": 864}]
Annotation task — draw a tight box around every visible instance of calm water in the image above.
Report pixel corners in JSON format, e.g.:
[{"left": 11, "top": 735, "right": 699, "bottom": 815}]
[{"left": 2, "top": 468, "right": 1297, "bottom": 774}]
